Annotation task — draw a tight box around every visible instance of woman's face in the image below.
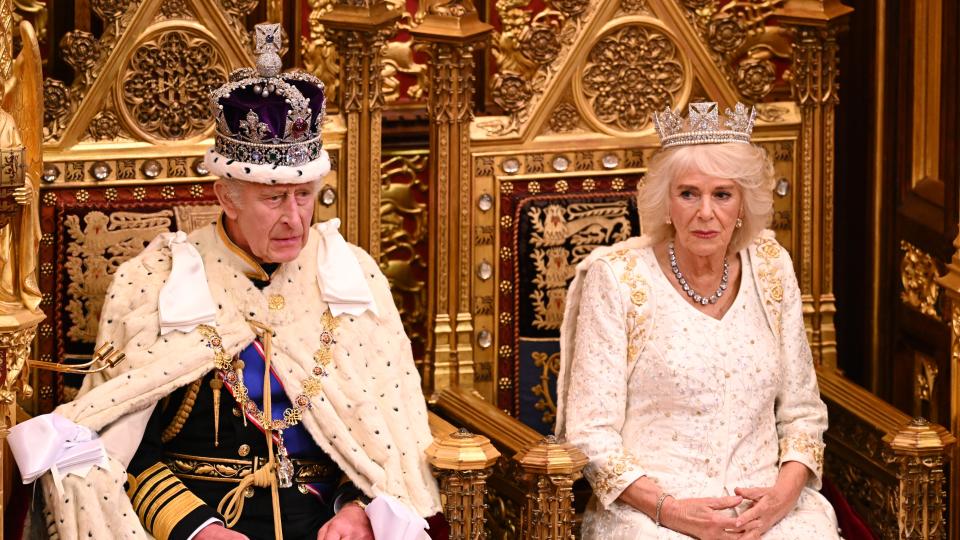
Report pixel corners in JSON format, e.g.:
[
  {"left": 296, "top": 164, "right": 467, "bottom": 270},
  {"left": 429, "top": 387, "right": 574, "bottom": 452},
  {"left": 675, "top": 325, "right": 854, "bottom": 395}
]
[{"left": 667, "top": 170, "right": 742, "bottom": 257}]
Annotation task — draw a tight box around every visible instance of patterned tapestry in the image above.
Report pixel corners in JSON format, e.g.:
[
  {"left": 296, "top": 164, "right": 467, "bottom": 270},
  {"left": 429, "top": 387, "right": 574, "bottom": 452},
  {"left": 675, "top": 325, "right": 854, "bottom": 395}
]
[{"left": 498, "top": 176, "right": 641, "bottom": 434}]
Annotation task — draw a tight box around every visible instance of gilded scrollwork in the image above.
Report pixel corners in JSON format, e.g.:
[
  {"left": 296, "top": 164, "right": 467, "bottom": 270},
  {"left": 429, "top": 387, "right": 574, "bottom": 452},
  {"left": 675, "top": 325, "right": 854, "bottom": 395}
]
[
  {"left": 823, "top": 402, "right": 899, "bottom": 538},
  {"left": 64, "top": 210, "right": 174, "bottom": 343},
  {"left": 579, "top": 23, "right": 685, "bottom": 133},
  {"left": 676, "top": 0, "right": 790, "bottom": 101},
  {"left": 530, "top": 351, "right": 559, "bottom": 424},
  {"left": 119, "top": 30, "right": 228, "bottom": 141},
  {"left": 302, "top": 0, "right": 342, "bottom": 104},
  {"left": 899, "top": 240, "right": 940, "bottom": 318},
  {"left": 488, "top": 0, "right": 599, "bottom": 135},
  {"left": 380, "top": 153, "right": 429, "bottom": 363}
]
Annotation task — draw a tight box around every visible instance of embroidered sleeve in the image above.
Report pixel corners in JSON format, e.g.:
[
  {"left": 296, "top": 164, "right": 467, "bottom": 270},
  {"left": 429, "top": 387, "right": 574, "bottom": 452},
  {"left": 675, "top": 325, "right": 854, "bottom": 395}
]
[
  {"left": 563, "top": 259, "right": 646, "bottom": 508},
  {"left": 770, "top": 244, "right": 827, "bottom": 488}
]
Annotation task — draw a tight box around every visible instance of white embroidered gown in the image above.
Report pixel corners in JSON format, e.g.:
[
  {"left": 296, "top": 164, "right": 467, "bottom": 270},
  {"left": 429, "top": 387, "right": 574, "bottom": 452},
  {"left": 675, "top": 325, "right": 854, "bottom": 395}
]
[{"left": 563, "top": 243, "right": 840, "bottom": 539}]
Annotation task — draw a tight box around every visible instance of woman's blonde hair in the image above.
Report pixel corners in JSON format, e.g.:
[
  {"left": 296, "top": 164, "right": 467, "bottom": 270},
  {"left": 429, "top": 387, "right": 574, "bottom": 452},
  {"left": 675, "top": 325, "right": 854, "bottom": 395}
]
[{"left": 637, "top": 142, "right": 776, "bottom": 254}]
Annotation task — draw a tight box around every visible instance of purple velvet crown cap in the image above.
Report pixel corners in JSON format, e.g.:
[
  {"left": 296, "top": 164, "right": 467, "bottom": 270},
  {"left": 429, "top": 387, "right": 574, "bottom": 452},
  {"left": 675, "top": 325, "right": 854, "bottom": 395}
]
[
  {"left": 217, "top": 74, "right": 326, "bottom": 140},
  {"left": 204, "top": 22, "right": 331, "bottom": 184}
]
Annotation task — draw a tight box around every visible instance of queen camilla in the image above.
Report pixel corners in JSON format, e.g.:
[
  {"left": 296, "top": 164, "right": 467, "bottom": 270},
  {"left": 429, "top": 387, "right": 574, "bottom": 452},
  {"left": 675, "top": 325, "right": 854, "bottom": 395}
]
[{"left": 556, "top": 102, "right": 841, "bottom": 539}]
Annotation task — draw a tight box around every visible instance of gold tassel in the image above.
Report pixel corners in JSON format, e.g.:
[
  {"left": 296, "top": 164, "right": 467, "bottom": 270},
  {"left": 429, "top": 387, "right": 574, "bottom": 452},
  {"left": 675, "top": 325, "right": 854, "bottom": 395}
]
[
  {"left": 210, "top": 377, "right": 223, "bottom": 447},
  {"left": 233, "top": 359, "right": 246, "bottom": 427}
]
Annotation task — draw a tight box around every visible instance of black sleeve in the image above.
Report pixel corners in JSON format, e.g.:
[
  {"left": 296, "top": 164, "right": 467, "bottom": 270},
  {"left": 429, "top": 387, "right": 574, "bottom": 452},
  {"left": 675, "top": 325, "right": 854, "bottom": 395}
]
[{"left": 126, "top": 394, "right": 221, "bottom": 540}]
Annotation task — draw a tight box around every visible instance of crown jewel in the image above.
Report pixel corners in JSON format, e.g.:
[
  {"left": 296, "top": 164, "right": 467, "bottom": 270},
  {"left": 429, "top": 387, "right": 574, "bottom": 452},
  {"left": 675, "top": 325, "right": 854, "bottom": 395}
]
[
  {"left": 207, "top": 23, "right": 326, "bottom": 169},
  {"left": 653, "top": 102, "right": 757, "bottom": 148}
]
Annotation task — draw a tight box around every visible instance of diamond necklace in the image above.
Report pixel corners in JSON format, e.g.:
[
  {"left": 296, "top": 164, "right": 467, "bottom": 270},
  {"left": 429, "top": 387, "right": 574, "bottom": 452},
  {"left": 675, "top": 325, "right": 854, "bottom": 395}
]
[{"left": 668, "top": 242, "right": 728, "bottom": 306}]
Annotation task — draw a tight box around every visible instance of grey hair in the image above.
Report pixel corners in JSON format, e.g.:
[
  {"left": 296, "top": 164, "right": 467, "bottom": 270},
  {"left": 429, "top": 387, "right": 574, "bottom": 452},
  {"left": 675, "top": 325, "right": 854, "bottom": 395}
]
[
  {"left": 637, "top": 142, "right": 776, "bottom": 254},
  {"left": 214, "top": 177, "right": 247, "bottom": 209}
]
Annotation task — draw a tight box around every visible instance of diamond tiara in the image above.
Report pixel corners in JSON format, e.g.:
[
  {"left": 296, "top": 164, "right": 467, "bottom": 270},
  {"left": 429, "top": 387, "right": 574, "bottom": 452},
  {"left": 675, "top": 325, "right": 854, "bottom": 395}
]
[{"left": 653, "top": 102, "right": 757, "bottom": 149}]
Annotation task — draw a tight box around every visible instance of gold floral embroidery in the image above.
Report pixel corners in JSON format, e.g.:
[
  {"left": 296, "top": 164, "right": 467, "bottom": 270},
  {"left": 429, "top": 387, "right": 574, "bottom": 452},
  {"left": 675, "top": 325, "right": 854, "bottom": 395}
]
[
  {"left": 779, "top": 433, "right": 825, "bottom": 472},
  {"left": 591, "top": 450, "right": 643, "bottom": 499},
  {"left": 609, "top": 252, "right": 650, "bottom": 364},
  {"left": 753, "top": 235, "right": 784, "bottom": 336}
]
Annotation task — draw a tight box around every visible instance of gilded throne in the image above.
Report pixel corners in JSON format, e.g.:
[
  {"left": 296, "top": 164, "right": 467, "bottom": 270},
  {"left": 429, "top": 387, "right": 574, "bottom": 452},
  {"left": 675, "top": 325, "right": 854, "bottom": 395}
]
[{"left": 0, "top": 0, "right": 957, "bottom": 538}]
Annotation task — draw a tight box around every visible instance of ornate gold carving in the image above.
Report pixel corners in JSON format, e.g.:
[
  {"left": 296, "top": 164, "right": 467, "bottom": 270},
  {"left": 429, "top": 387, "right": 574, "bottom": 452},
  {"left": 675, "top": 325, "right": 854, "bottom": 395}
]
[
  {"left": 380, "top": 152, "right": 429, "bottom": 370},
  {"left": 885, "top": 419, "right": 955, "bottom": 540},
  {"left": 42, "top": 79, "right": 71, "bottom": 141},
  {"left": 547, "top": 102, "right": 579, "bottom": 133},
  {"left": 900, "top": 240, "right": 940, "bottom": 318},
  {"left": 515, "top": 436, "right": 588, "bottom": 540},
  {"left": 412, "top": 13, "right": 490, "bottom": 393},
  {"left": 158, "top": 0, "right": 195, "bottom": 20},
  {"left": 322, "top": 3, "right": 399, "bottom": 256},
  {"left": 530, "top": 351, "right": 559, "bottom": 425},
  {"left": 781, "top": 8, "right": 848, "bottom": 369},
  {"left": 302, "top": 0, "right": 341, "bottom": 104},
  {"left": 823, "top": 397, "right": 899, "bottom": 537},
  {"left": 0, "top": 21, "right": 42, "bottom": 315},
  {"left": 914, "top": 354, "right": 938, "bottom": 408},
  {"left": 0, "top": 0, "right": 11, "bottom": 82},
  {"left": 0, "top": 314, "right": 42, "bottom": 407},
  {"left": 580, "top": 24, "right": 685, "bottom": 132},
  {"left": 85, "top": 109, "right": 126, "bottom": 141},
  {"left": 485, "top": 488, "right": 521, "bottom": 539},
  {"left": 425, "top": 428, "right": 499, "bottom": 540},
  {"left": 61, "top": 31, "right": 99, "bottom": 86},
  {"left": 64, "top": 210, "right": 174, "bottom": 342},
  {"left": 736, "top": 53, "right": 777, "bottom": 101},
  {"left": 488, "top": 0, "right": 602, "bottom": 135},
  {"left": 119, "top": 29, "right": 229, "bottom": 141},
  {"left": 678, "top": 0, "right": 790, "bottom": 101},
  {"left": 619, "top": 0, "right": 649, "bottom": 14}
]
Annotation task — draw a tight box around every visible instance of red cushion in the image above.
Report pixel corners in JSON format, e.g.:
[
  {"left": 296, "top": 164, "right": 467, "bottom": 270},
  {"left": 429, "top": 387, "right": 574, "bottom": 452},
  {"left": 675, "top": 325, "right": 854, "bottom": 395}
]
[{"left": 821, "top": 476, "right": 877, "bottom": 540}]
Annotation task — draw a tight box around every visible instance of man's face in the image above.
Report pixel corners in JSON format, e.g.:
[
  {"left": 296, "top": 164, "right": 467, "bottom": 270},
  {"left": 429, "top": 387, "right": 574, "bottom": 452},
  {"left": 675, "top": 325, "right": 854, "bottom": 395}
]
[{"left": 217, "top": 181, "right": 317, "bottom": 263}]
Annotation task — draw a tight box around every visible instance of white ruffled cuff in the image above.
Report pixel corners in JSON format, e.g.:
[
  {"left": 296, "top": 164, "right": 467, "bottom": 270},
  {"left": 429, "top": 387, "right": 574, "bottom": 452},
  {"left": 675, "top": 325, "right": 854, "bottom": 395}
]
[{"left": 8, "top": 413, "right": 108, "bottom": 494}]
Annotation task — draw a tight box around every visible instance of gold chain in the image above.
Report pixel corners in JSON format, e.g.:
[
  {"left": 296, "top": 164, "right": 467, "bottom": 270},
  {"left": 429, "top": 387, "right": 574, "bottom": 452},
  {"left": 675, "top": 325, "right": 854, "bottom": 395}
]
[{"left": 197, "top": 310, "right": 338, "bottom": 431}]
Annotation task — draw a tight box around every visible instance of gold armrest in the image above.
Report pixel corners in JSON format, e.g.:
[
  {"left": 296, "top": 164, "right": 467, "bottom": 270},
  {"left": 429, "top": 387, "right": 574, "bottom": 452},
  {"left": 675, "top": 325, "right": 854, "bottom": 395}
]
[{"left": 819, "top": 368, "right": 955, "bottom": 539}]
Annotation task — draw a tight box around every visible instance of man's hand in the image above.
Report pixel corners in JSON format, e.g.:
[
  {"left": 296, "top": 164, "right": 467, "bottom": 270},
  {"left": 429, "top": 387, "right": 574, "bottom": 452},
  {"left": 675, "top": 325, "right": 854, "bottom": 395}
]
[
  {"left": 194, "top": 524, "right": 250, "bottom": 539},
  {"left": 317, "top": 502, "right": 374, "bottom": 540},
  {"left": 659, "top": 495, "right": 744, "bottom": 540}
]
